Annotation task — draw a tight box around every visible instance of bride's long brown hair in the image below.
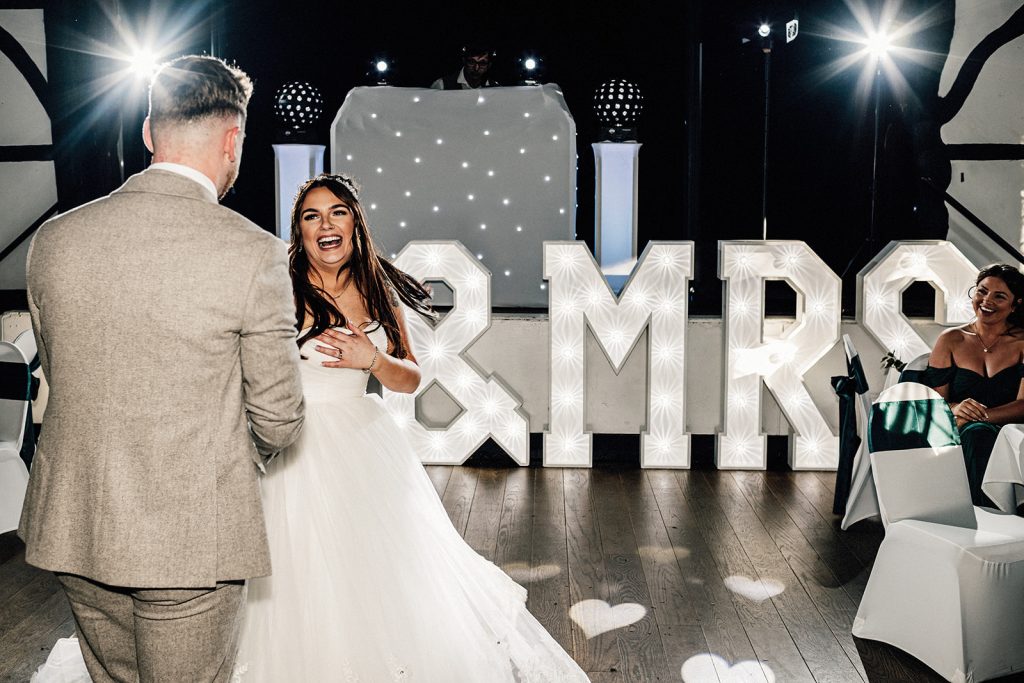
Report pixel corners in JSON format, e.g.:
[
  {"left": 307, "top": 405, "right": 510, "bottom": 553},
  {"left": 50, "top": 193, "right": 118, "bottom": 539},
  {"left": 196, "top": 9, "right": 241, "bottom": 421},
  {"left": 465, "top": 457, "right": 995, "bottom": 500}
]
[{"left": 289, "top": 174, "right": 433, "bottom": 359}]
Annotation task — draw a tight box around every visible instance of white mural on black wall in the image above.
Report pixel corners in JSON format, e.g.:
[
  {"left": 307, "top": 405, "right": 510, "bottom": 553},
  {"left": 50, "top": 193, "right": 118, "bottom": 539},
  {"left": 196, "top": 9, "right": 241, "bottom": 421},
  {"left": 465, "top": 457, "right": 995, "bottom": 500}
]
[
  {"left": 939, "top": 1, "right": 1024, "bottom": 268},
  {"left": 0, "top": 8, "right": 57, "bottom": 290}
]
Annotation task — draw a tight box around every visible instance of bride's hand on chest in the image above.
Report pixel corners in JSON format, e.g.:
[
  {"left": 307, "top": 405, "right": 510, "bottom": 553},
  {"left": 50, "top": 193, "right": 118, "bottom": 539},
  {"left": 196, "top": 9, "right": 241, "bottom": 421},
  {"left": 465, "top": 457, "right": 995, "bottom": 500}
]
[{"left": 314, "top": 322, "right": 378, "bottom": 370}]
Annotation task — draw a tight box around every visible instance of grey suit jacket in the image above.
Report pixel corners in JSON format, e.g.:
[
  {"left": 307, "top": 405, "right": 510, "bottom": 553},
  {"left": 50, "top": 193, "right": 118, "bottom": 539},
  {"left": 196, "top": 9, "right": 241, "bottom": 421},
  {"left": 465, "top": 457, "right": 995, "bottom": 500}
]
[{"left": 19, "top": 168, "right": 305, "bottom": 588}]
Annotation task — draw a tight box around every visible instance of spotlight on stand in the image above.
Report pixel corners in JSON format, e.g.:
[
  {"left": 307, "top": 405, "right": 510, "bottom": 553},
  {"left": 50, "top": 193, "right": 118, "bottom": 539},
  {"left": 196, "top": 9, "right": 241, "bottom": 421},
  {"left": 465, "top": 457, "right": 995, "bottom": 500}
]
[
  {"left": 745, "top": 16, "right": 798, "bottom": 239},
  {"left": 273, "top": 81, "right": 324, "bottom": 142},
  {"left": 593, "top": 79, "right": 643, "bottom": 142},
  {"left": 367, "top": 56, "right": 394, "bottom": 85},
  {"left": 516, "top": 54, "right": 545, "bottom": 85}
]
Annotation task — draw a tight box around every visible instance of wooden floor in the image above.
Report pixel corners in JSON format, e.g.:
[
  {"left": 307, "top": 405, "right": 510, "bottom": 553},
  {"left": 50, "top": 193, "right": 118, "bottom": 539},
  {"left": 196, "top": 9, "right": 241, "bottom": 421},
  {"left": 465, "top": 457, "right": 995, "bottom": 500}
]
[{"left": 2, "top": 465, "right": 1022, "bottom": 682}]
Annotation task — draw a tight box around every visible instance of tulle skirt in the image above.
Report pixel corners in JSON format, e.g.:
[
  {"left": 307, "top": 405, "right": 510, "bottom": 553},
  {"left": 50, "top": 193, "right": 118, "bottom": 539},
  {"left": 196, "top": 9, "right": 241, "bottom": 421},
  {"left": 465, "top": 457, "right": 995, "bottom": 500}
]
[{"left": 232, "top": 394, "right": 588, "bottom": 682}]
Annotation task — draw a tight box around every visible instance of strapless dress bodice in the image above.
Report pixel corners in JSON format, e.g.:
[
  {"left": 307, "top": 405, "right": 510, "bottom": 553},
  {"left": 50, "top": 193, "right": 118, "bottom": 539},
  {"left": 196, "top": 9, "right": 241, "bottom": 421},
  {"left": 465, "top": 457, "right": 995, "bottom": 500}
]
[{"left": 298, "top": 325, "right": 387, "bottom": 401}]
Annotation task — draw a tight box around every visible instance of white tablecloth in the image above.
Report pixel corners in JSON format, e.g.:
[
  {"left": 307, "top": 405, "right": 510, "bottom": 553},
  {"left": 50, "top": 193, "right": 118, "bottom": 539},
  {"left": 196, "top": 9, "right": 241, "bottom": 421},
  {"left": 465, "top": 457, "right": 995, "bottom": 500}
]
[{"left": 982, "top": 423, "right": 1024, "bottom": 512}]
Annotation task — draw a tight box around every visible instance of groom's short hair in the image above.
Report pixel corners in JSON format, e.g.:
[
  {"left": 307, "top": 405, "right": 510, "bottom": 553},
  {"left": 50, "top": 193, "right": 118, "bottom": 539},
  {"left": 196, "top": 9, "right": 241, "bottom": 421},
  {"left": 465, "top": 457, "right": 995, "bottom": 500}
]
[{"left": 147, "top": 55, "right": 252, "bottom": 129}]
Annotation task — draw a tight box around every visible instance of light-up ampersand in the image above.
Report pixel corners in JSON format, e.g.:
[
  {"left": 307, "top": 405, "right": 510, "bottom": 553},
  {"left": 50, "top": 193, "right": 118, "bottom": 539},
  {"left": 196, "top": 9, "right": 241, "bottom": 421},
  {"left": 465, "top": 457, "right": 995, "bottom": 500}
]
[
  {"left": 858, "top": 241, "right": 976, "bottom": 381},
  {"left": 544, "top": 241, "right": 693, "bottom": 468},
  {"left": 383, "top": 241, "right": 529, "bottom": 465},
  {"left": 718, "top": 241, "right": 841, "bottom": 470}
]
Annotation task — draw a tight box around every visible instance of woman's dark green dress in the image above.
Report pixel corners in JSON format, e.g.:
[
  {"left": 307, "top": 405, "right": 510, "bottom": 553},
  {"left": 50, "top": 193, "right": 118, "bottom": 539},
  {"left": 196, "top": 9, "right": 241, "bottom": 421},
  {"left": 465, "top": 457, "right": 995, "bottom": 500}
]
[{"left": 922, "top": 362, "right": 1024, "bottom": 505}]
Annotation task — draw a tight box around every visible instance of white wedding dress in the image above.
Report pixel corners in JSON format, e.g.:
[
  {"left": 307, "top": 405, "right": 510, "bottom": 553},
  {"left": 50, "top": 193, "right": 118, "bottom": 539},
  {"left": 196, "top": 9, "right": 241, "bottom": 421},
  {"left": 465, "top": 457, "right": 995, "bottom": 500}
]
[
  {"left": 33, "top": 327, "right": 588, "bottom": 682},
  {"left": 232, "top": 327, "right": 589, "bottom": 682}
]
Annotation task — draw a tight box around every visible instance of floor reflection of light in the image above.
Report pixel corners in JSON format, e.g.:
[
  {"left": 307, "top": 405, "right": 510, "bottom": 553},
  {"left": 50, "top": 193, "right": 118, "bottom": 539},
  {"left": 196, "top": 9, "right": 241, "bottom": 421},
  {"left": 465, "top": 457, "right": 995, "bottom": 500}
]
[
  {"left": 568, "top": 599, "right": 646, "bottom": 639},
  {"left": 638, "top": 545, "right": 691, "bottom": 563},
  {"left": 723, "top": 575, "right": 785, "bottom": 603},
  {"left": 682, "top": 653, "right": 776, "bottom": 683},
  {"left": 501, "top": 562, "right": 562, "bottom": 583}
]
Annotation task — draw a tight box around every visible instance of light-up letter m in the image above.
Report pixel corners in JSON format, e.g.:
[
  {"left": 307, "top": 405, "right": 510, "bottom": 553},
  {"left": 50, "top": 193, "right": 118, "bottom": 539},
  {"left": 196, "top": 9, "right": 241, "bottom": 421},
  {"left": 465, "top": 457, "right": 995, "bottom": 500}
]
[{"left": 544, "top": 241, "right": 693, "bottom": 468}]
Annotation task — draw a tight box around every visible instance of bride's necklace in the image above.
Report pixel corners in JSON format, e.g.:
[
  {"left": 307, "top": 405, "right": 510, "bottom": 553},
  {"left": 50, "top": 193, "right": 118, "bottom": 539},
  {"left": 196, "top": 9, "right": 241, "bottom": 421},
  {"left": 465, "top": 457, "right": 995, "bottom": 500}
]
[
  {"left": 971, "top": 323, "right": 1007, "bottom": 353},
  {"left": 323, "top": 273, "right": 353, "bottom": 301}
]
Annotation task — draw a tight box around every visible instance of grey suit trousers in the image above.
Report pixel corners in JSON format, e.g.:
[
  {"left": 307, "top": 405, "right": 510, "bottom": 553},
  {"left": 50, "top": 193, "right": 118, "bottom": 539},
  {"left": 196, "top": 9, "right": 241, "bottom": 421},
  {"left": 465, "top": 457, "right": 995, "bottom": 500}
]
[{"left": 57, "top": 574, "right": 246, "bottom": 683}]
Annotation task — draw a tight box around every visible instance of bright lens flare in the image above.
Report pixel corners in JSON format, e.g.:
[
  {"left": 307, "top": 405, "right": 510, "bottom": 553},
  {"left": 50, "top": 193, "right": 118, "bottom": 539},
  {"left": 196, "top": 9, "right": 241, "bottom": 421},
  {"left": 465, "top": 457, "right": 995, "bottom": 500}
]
[
  {"left": 758, "top": 24, "right": 771, "bottom": 38},
  {"left": 130, "top": 48, "right": 158, "bottom": 79},
  {"left": 865, "top": 31, "right": 890, "bottom": 58},
  {"left": 376, "top": 60, "right": 389, "bottom": 73}
]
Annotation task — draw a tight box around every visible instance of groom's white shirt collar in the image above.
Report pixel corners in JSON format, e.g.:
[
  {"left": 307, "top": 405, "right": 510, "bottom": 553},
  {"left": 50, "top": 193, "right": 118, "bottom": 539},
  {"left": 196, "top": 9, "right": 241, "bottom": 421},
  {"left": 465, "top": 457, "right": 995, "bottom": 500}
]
[{"left": 149, "top": 162, "right": 218, "bottom": 202}]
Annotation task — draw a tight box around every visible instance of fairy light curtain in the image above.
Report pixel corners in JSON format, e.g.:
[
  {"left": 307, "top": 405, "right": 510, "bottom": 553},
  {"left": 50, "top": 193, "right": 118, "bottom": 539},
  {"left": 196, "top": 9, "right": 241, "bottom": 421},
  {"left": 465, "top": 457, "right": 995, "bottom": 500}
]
[{"left": 330, "top": 85, "right": 576, "bottom": 307}]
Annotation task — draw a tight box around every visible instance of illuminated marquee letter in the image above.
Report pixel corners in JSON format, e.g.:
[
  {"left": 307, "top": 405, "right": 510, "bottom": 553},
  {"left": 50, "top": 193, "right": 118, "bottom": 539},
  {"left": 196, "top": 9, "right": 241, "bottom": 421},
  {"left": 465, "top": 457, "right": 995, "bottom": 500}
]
[
  {"left": 718, "top": 241, "right": 841, "bottom": 470},
  {"left": 858, "top": 241, "right": 976, "bottom": 380},
  {"left": 543, "top": 241, "right": 693, "bottom": 468},
  {"left": 384, "top": 241, "right": 529, "bottom": 465}
]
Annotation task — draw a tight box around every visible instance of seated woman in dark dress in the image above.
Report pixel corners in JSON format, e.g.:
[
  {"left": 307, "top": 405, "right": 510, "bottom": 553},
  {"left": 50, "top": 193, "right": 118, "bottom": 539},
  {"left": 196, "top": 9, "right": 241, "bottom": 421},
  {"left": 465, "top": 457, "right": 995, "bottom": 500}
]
[{"left": 924, "top": 264, "right": 1024, "bottom": 505}]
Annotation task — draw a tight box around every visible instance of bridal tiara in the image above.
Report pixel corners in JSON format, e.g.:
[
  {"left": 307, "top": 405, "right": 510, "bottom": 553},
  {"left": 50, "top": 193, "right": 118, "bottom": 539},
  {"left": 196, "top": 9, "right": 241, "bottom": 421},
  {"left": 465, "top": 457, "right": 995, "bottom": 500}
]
[{"left": 322, "top": 173, "right": 361, "bottom": 200}]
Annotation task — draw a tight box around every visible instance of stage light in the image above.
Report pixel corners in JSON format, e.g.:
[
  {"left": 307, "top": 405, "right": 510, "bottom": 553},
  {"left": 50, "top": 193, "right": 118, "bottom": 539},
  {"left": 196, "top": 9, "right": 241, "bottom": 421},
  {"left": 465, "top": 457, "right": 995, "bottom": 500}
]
[
  {"left": 367, "top": 55, "right": 394, "bottom": 85},
  {"left": 273, "top": 82, "right": 324, "bottom": 134},
  {"left": 758, "top": 24, "right": 771, "bottom": 38},
  {"left": 129, "top": 48, "right": 158, "bottom": 79},
  {"left": 517, "top": 54, "right": 545, "bottom": 85},
  {"left": 594, "top": 79, "right": 643, "bottom": 142},
  {"left": 866, "top": 31, "right": 890, "bottom": 58}
]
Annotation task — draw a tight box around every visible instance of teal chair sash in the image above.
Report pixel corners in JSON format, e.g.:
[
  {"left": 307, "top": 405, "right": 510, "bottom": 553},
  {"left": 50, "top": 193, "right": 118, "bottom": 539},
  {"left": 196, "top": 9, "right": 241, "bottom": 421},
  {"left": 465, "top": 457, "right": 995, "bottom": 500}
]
[{"left": 868, "top": 382, "right": 959, "bottom": 453}]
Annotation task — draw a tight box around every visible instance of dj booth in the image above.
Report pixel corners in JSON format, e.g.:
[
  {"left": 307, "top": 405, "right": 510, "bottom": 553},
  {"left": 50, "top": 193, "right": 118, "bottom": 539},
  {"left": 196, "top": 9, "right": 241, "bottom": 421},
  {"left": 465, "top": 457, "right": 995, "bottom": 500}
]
[{"left": 329, "top": 85, "right": 577, "bottom": 307}]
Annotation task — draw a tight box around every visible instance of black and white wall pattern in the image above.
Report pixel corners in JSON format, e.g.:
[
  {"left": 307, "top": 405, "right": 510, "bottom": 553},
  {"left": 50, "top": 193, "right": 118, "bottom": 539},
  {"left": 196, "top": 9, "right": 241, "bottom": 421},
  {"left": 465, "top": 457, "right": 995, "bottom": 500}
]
[{"left": 0, "top": 7, "right": 56, "bottom": 290}]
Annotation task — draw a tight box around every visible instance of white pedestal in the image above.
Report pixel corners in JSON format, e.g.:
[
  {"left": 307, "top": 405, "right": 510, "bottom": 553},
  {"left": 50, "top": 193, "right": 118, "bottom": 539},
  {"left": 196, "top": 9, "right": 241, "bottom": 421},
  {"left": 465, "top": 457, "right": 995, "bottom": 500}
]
[
  {"left": 273, "top": 144, "right": 325, "bottom": 241},
  {"left": 593, "top": 142, "right": 641, "bottom": 293}
]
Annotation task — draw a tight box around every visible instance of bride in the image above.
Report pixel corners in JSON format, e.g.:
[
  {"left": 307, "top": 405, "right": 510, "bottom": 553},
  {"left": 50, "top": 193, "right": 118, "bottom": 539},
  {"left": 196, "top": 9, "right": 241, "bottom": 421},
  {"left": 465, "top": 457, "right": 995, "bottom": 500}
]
[{"left": 231, "top": 173, "right": 589, "bottom": 681}]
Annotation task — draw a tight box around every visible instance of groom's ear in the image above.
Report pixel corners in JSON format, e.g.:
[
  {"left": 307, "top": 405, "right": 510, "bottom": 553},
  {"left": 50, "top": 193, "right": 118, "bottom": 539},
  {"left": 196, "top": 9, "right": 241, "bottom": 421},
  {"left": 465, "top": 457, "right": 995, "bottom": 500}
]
[
  {"left": 142, "top": 117, "right": 155, "bottom": 154},
  {"left": 222, "top": 121, "right": 243, "bottom": 162}
]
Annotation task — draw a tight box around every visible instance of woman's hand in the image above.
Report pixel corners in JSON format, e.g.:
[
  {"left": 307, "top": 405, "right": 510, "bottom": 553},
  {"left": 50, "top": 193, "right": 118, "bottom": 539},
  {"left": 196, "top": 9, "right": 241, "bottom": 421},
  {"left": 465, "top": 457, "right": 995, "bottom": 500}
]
[
  {"left": 314, "top": 322, "right": 378, "bottom": 370},
  {"left": 951, "top": 398, "right": 989, "bottom": 427}
]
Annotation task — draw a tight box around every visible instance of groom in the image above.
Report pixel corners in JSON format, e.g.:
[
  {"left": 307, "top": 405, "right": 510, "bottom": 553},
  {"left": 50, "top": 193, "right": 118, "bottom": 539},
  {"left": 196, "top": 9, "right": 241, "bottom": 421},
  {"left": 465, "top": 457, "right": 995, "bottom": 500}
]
[{"left": 19, "top": 55, "right": 304, "bottom": 682}]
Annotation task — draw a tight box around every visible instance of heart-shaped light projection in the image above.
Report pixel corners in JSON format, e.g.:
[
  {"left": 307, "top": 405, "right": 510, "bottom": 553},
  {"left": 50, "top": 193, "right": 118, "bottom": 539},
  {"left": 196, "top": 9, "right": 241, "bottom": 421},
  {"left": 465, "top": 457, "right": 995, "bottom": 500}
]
[
  {"left": 384, "top": 241, "right": 529, "bottom": 465},
  {"left": 681, "top": 653, "right": 776, "bottom": 682},
  {"left": 568, "top": 599, "right": 646, "bottom": 639},
  {"left": 544, "top": 241, "right": 694, "bottom": 468},
  {"left": 718, "top": 241, "right": 841, "bottom": 470},
  {"left": 723, "top": 575, "right": 785, "bottom": 602}
]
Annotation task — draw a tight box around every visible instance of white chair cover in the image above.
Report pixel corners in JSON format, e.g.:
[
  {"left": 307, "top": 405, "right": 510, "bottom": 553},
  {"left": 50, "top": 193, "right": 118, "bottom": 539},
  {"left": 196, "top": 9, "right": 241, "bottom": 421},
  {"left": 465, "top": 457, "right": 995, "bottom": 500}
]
[
  {"left": 842, "top": 356, "right": 957, "bottom": 529},
  {"left": 853, "top": 390, "right": 1024, "bottom": 682},
  {"left": 0, "top": 340, "right": 30, "bottom": 533},
  {"left": 871, "top": 446, "right": 976, "bottom": 530},
  {"left": 897, "top": 351, "right": 931, "bottom": 383}
]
